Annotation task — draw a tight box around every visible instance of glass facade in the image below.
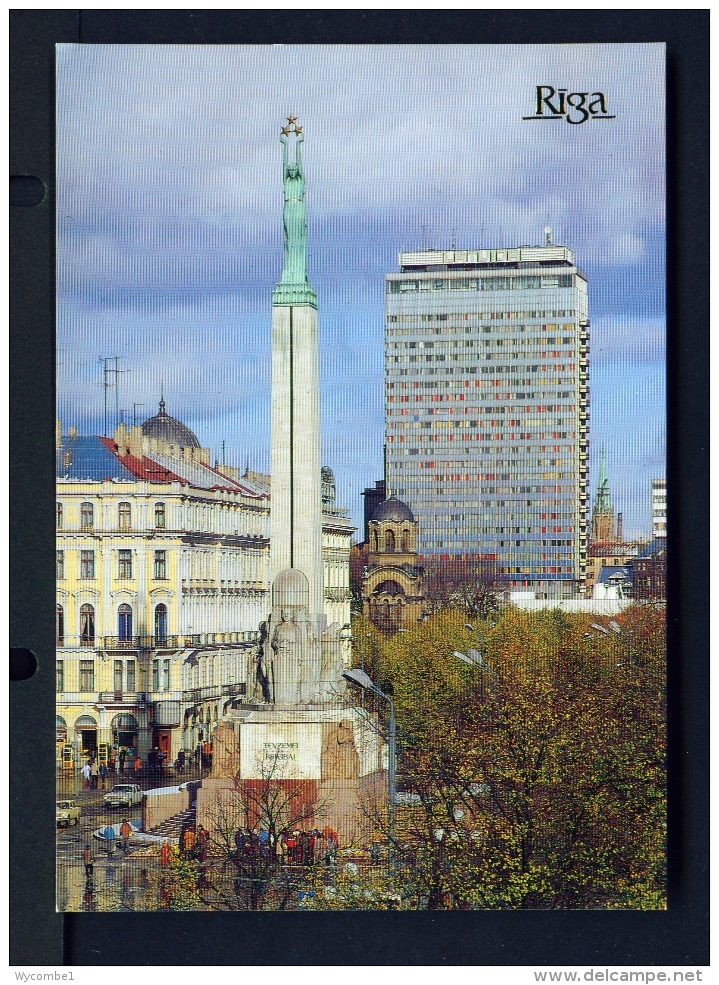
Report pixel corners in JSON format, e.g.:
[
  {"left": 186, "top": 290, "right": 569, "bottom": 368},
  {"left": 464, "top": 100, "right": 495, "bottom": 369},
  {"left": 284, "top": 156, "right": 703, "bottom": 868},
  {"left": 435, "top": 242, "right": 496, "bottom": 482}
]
[{"left": 384, "top": 247, "right": 589, "bottom": 593}]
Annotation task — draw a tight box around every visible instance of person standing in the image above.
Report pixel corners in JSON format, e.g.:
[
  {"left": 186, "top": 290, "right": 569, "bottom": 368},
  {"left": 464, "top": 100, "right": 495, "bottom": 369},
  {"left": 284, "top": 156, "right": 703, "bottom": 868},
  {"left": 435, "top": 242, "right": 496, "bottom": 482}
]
[
  {"left": 196, "top": 826, "right": 209, "bottom": 864},
  {"left": 119, "top": 818, "right": 132, "bottom": 854},
  {"left": 102, "top": 824, "right": 116, "bottom": 857},
  {"left": 176, "top": 749, "right": 185, "bottom": 775},
  {"left": 134, "top": 755, "right": 141, "bottom": 774},
  {"left": 299, "top": 830, "right": 309, "bottom": 867},
  {"left": 119, "top": 747, "right": 126, "bottom": 774},
  {"left": 81, "top": 760, "right": 91, "bottom": 789},
  {"left": 182, "top": 827, "right": 196, "bottom": 857},
  {"left": 83, "top": 844, "right": 94, "bottom": 880},
  {"left": 90, "top": 759, "right": 99, "bottom": 789},
  {"left": 109, "top": 748, "right": 116, "bottom": 773},
  {"left": 98, "top": 762, "right": 107, "bottom": 790},
  {"left": 160, "top": 840, "right": 171, "bottom": 868}
]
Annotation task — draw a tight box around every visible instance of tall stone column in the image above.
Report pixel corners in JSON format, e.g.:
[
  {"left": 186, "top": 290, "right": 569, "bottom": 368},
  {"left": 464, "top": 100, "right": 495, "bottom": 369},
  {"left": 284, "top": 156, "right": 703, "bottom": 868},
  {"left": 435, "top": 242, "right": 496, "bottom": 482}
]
[{"left": 270, "top": 303, "right": 324, "bottom": 625}]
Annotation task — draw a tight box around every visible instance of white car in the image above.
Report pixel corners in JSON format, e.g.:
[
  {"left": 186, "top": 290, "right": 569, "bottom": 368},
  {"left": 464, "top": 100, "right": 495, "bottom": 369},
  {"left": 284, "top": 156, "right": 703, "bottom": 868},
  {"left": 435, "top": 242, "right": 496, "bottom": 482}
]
[
  {"left": 103, "top": 783, "right": 144, "bottom": 809},
  {"left": 56, "top": 800, "right": 81, "bottom": 827}
]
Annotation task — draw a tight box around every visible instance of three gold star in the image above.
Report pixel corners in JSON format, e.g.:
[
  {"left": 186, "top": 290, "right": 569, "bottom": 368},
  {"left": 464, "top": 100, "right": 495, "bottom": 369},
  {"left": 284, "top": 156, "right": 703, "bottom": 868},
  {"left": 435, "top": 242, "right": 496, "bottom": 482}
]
[{"left": 281, "top": 116, "right": 303, "bottom": 136}]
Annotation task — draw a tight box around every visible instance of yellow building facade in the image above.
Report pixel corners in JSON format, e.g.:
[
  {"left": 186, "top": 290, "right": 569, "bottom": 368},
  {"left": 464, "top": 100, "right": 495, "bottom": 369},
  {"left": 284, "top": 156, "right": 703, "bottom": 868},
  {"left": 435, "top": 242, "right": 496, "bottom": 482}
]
[{"left": 56, "top": 408, "right": 352, "bottom": 768}]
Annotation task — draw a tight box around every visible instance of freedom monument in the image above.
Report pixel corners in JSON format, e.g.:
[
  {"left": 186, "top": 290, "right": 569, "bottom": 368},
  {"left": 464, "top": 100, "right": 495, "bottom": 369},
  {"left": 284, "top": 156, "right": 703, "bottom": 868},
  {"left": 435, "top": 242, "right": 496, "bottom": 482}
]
[{"left": 197, "top": 120, "right": 386, "bottom": 844}]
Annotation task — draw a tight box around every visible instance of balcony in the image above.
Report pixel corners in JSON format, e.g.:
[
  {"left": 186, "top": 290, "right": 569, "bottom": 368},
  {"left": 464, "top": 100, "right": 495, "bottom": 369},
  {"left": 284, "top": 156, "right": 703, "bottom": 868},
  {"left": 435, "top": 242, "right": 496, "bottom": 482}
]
[
  {"left": 183, "top": 682, "right": 247, "bottom": 704},
  {"left": 97, "top": 691, "right": 146, "bottom": 705}
]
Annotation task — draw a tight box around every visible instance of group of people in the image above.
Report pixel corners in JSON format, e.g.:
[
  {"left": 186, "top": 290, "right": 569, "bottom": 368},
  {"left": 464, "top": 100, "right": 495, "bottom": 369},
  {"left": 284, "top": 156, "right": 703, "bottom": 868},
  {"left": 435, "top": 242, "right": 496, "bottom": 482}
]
[
  {"left": 81, "top": 747, "right": 141, "bottom": 789},
  {"left": 176, "top": 824, "right": 210, "bottom": 863},
  {"left": 231, "top": 826, "right": 340, "bottom": 868}
]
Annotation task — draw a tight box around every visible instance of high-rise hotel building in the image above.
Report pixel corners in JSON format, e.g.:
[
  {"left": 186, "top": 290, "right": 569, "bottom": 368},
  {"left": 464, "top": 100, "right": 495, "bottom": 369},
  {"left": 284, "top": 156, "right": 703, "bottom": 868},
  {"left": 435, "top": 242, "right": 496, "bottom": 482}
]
[{"left": 384, "top": 243, "right": 590, "bottom": 596}]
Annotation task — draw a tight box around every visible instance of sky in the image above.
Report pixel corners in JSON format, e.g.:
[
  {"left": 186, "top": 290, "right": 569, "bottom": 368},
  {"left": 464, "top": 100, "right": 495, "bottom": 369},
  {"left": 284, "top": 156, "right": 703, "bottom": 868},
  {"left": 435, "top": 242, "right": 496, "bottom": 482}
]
[{"left": 57, "top": 43, "right": 665, "bottom": 540}]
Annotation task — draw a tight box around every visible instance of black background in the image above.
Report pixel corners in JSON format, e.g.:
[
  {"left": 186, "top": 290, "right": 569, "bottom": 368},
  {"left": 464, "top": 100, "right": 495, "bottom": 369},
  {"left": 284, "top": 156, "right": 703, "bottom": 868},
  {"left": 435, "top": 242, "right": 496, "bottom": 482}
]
[{"left": 10, "top": 9, "right": 709, "bottom": 967}]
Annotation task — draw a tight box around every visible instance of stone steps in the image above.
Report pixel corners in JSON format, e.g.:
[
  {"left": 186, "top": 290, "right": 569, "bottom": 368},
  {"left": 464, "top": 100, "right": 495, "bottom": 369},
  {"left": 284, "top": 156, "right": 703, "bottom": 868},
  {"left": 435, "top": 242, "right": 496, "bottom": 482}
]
[{"left": 146, "top": 807, "right": 196, "bottom": 840}]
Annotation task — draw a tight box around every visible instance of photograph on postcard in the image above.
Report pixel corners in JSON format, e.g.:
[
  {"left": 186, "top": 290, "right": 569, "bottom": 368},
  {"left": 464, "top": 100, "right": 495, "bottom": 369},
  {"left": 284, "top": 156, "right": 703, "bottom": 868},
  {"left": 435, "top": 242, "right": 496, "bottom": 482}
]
[{"left": 55, "top": 43, "right": 666, "bottom": 911}]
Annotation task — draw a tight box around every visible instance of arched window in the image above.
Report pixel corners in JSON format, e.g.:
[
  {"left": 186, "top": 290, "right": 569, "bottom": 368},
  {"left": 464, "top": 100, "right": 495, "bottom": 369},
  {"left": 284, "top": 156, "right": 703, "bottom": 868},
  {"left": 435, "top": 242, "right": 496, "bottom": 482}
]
[
  {"left": 80, "top": 502, "right": 93, "bottom": 529},
  {"left": 56, "top": 502, "right": 63, "bottom": 529},
  {"left": 56, "top": 604, "right": 64, "bottom": 645},
  {"left": 155, "top": 502, "right": 166, "bottom": 528},
  {"left": 80, "top": 604, "right": 95, "bottom": 645},
  {"left": 385, "top": 529, "right": 395, "bottom": 553},
  {"left": 371, "top": 530, "right": 378, "bottom": 552},
  {"left": 118, "top": 502, "right": 131, "bottom": 529},
  {"left": 401, "top": 529, "right": 411, "bottom": 553},
  {"left": 155, "top": 604, "right": 168, "bottom": 644},
  {"left": 118, "top": 604, "right": 132, "bottom": 641}
]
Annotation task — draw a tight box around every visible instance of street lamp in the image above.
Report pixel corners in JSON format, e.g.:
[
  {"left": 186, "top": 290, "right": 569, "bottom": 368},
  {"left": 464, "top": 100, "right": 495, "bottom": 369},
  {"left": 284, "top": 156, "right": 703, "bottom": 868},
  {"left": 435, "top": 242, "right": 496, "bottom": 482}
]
[
  {"left": 342, "top": 667, "right": 396, "bottom": 855},
  {"left": 588, "top": 621, "right": 635, "bottom": 668}
]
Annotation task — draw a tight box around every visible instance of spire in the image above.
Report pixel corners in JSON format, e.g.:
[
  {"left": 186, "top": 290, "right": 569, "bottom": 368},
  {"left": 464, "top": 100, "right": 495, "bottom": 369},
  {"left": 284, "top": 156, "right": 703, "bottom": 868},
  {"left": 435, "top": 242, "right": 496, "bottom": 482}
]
[
  {"left": 159, "top": 382, "right": 166, "bottom": 415},
  {"left": 595, "top": 450, "right": 611, "bottom": 512}
]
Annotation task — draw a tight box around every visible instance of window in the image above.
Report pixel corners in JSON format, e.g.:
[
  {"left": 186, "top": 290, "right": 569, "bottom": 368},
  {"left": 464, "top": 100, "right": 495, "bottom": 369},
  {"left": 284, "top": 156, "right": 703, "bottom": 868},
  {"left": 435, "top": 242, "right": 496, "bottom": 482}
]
[
  {"left": 118, "top": 550, "right": 132, "bottom": 579},
  {"left": 118, "top": 604, "right": 132, "bottom": 641},
  {"left": 56, "top": 604, "right": 64, "bottom": 646},
  {"left": 80, "top": 502, "right": 94, "bottom": 529},
  {"left": 163, "top": 659, "right": 171, "bottom": 691},
  {"left": 155, "top": 604, "right": 168, "bottom": 643},
  {"left": 126, "top": 660, "right": 136, "bottom": 692},
  {"left": 385, "top": 529, "right": 395, "bottom": 553},
  {"left": 56, "top": 660, "right": 64, "bottom": 693},
  {"left": 154, "top": 550, "right": 167, "bottom": 580},
  {"left": 155, "top": 502, "right": 166, "bottom": 528},
  {"left": 80, "top": 550, "right": 95, "bottom": 579},
  {"left": 152, "top": 660, "right": 159, "bottom": 691},
  {"left": 80, "top": 604, "right": 95, "bottom": 645},
  {"left": 118, "top": 502, "right": 131, "bottom": 529},
  {"left": 371, "top": 530, "right": 378, "bottom": 552},
  {"left": 56, "top": 502, "right": 63, "bottom": 529},
  {"left": 402, "top": 530, "right": 411, "bottom": 553},
  {"left": 56, "top": 550, "right": 65, "bottom": 580},
  {"left": 79, "top": 660, "right": 94, "bottom": 692},
  {"left": 114, "top": 660, "right": 123, "bottom": 692}
]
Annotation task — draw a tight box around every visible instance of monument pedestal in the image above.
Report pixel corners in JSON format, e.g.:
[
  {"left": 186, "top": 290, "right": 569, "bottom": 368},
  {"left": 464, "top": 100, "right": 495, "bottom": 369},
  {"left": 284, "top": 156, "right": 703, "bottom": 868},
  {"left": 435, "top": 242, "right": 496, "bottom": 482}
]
[{"left": 197, "top": 703, "right": 388, "bottom": 847}]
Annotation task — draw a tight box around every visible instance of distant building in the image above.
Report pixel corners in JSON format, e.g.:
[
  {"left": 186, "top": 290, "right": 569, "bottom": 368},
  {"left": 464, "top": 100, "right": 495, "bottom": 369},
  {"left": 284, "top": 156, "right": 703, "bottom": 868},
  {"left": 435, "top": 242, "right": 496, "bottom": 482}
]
[
  {"left": 592, "top": 565, "right": 632, "bottom": 601},
  {"left": 362, "top": 495, "right": 426, "bottom": 633},
  {"left": 585, "top": 542, "right": 642, "bottom": 595},
  {"left": 360, "top": 478, "right": 386, "bottom": 546},
  {"left": 652, "top": 478, "right": 666, "bottom": 539},
  {"left": 631, "top": 538, "right": 666, "bottom": 601},
  {"left": 384, "top": 240, "right": 590, "bottom": 598}
]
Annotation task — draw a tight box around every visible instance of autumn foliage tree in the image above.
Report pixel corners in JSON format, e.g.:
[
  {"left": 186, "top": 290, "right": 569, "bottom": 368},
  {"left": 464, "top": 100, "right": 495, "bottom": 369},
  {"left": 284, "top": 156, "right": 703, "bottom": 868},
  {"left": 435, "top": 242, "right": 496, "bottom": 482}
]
[{"left": 350, "top": 604, "right": 666, "bottom": 909}]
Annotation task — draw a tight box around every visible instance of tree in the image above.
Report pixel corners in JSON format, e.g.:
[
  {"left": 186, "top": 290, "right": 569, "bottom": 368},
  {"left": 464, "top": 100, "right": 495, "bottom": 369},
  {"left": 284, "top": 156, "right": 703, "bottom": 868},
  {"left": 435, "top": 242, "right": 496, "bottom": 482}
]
[{"left": 366, "top": 605, "right": 666, "bottom": 909}]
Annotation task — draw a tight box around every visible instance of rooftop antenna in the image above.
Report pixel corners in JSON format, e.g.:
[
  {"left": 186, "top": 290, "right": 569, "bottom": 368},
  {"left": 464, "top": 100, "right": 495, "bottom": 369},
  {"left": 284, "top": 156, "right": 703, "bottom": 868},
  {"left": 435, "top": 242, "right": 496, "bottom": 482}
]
[
  {"left": 222, "top": 440, "right": 226, "bottom": 466},
  {"left": 133, "top": 402, "right": 145, "bottom": 427},
  {"left": 544, "top": 225, "right": 552, "bottom": 246}
]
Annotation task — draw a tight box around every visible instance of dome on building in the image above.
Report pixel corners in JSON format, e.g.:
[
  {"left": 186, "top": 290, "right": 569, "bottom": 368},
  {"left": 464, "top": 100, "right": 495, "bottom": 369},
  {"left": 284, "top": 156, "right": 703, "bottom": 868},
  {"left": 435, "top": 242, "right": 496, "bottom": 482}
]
[
  {"left": 141, "top": 399, "right": 201, "bottom": 448},
  {"left": 371, "top": 494, "right": 415, "bottom": 523}
]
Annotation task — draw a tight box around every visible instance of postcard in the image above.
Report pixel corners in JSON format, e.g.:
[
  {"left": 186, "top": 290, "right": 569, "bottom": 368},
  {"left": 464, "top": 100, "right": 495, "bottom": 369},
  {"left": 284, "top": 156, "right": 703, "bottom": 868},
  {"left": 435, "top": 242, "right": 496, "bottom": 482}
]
[{"left": 55, "top": 43, "right": 666, "bottom": 912}]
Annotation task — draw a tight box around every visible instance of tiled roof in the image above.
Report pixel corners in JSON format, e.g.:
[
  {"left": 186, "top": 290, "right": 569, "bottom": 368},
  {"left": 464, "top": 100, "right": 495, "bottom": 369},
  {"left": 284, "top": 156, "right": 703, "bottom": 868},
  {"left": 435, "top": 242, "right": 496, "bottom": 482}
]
[{"left": 56, "top": 436, "right": 136, "bottom": 481}]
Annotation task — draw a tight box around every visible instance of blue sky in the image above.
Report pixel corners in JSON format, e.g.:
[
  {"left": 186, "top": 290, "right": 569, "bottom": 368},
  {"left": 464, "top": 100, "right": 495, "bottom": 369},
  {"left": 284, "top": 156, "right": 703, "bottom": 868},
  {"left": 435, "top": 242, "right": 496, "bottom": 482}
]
[{"left": 57, "top": 43, "right": 665, "bottom": 539}]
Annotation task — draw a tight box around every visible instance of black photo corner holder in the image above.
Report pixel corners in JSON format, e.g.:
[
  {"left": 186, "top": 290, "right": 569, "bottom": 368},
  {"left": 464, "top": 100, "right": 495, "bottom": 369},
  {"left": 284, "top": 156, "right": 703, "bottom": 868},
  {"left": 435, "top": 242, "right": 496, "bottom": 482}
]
[{"left": 9, "top": 9, "right": 708, "bottom": 968}]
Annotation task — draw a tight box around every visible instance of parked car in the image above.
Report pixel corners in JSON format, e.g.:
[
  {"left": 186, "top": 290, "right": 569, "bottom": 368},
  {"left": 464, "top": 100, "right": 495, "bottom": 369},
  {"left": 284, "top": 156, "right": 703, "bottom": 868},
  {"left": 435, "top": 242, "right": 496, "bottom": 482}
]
[
  {"left": 56, "top": 800, "right": 81, "bottom": 827},
  {"left": 103, "top": 783, "right": 145, "bottom": 809}
]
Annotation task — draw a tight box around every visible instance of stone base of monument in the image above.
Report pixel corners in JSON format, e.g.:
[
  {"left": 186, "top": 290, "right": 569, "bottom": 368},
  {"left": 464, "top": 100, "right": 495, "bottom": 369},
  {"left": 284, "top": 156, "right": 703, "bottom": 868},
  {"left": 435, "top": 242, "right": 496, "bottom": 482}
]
[{"left": 197, "top": 704, "right": 388, "bottom": 847}]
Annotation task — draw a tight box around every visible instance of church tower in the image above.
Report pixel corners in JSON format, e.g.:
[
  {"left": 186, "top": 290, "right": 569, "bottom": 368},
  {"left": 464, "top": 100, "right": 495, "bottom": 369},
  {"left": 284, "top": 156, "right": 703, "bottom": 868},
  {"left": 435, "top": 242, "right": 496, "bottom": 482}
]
[{"left": 591, "top": 451, "right": 616, "bottom": 544}]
